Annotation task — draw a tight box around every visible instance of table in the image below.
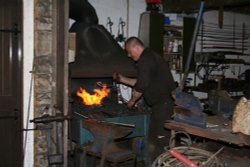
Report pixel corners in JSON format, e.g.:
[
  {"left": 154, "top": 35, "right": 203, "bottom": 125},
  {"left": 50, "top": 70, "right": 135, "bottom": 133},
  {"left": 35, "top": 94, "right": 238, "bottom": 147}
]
[{"left": 164, "top": 115, "right": 250, "bottom": 147}]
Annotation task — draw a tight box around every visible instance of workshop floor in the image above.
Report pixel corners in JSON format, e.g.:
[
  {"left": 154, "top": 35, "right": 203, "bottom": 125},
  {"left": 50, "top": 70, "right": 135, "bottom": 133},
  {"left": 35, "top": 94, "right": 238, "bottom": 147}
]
[
  {"left": 68, "top": 141, "right": 250, "bottom": 167},
  {"left": 193, "top": 141, "right": 250, "bottom": 167},
  {"left": 68, "top": 152, "right": 146, "bottom": 167}
]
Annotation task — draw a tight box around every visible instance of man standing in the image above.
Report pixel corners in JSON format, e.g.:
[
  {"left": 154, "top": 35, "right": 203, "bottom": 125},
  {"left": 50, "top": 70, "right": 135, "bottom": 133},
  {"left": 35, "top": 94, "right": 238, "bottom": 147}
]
[{"left": 113, "top": 36, "right": 176, "bottom": 164}]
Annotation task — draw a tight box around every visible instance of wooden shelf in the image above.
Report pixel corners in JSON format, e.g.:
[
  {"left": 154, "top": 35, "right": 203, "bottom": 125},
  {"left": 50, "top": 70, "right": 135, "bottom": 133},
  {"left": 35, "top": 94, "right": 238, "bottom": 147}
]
[
  {"left": 164, "top": 36, "right": 182, "bottom": 40},
  {"left": 164, "top": 25, "right": 183, "bottom": 30},
  {"left": 164, "top": 52, "right": 182, "bottom": 55}
]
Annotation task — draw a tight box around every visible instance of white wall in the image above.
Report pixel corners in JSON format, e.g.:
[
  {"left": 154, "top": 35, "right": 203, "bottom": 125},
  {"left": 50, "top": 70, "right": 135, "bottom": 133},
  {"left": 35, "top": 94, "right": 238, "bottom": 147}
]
[
  {"left": 89, "top": 0, "right": 145, "bottom": 39},
  {"left": 23, "top": 1, "right": 34, "bottom": 167}
]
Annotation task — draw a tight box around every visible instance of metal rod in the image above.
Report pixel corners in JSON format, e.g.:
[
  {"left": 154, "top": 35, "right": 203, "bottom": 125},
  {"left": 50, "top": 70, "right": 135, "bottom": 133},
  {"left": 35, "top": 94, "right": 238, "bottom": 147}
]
[
  {"left": 197, "top": 35, "right": 248, "bottom": 40},
  {"left": 30, "top": 115, "right": 71, "bottom": 124},
  {"left": 203, "top": 46, "right": 247, "bottom": 50},
  {"left": 201, "top": 39, "right": 248, "bottom": 43},
  {"left": 201, "top": 30, "right": 250, "bottom": 36},
  {"left": 233, "top": 16, "right": 236, "bottom": 47},
  {"left": 201, "top": 23, "right": 250, "bottom": 30},
  {"left": 201, "top": 22, "right": 204, "bottom": 53},
  {"left": 74, "top": 112, "right": 89, "bottom": 119},
  {"left": 99, "top": 120, "right": 135, "bottom": 128},
  {"left": 180, "top": 1, "right": 205, "bottom": 89},
  {"left": 242, "top": 23, "right": 246, "bottom": 55},
  {"left": 202, "top": 43, "right": 250, "bottom": 48},
  {"left": 198, "top": 34, "right": 248, "bottom": 40},
  {"left": 74, "top": 112, "right": 135, "bottom": 128}
]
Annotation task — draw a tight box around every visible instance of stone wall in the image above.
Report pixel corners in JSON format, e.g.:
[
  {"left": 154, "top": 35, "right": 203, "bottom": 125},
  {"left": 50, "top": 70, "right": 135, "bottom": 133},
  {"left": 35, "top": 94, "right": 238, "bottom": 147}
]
[{"left": 34, "top": 0, "right": 56, "bottom": 166}]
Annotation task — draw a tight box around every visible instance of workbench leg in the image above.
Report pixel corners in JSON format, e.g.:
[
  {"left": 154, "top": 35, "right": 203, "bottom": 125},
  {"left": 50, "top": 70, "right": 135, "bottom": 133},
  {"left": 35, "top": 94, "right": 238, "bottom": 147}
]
[{"left": 169, "top": 130, "right": 176, "bottom": 148}]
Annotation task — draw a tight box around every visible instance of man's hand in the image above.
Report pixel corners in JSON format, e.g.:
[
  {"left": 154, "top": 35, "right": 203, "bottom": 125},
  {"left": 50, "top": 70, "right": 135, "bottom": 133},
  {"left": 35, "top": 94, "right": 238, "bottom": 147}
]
[
  {"left": 127, "top": 90, "right": 142, "bottom": 109},
  {"left": 113, "top": 72, "right": 137, "bottom": 87},
  {"left": 113, "top": 72, "right": 123, "bottom": 83},
  {"left": 127, "top": 100, "right": 135, "bottom": 109}
]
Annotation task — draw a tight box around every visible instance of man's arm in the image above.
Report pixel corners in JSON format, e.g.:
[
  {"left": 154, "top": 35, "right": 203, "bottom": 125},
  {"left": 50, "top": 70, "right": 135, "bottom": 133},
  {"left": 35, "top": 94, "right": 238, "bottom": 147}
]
[
  {"left": 113, "top": 72, "right": 137, "bottom": 86},
  {"left": 120, "top": 76, "right": 137, "bottom": 87},
  {"left": 127, "top": 90, "right": 142, "bottom": 109},
  {"left": 113, "top": 72, "right": 142, "bottom": 109}
]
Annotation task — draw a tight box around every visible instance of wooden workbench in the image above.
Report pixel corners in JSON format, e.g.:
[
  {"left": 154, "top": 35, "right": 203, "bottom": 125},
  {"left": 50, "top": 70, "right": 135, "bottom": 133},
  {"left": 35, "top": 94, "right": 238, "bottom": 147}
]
[{"left": 164, "top": 115, "right": 250, "bottom": 147}]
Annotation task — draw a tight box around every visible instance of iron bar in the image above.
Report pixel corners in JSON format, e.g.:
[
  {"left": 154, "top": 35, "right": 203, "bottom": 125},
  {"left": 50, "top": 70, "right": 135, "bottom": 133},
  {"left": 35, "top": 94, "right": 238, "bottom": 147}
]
[
  {"left": 233, "top": 17, "right": 236, "bottom": 47},
  {"left": 199, "top": 51, "right": 247, "bottom": 55},
  {"left": 200, "top": 39, "right": 248, "bottom": 43},
  {"left": 74, "top": 112, "right": 135, "bottom": 128},
  {"left": 199, "top": 31, "right": 250, "bottom": 37},
  {"left": 180, "top": 1, "right": 204, "bottom": 89},
  {"left": 198, "top": 33, "right": 248, "bottom": 39},
  {"left": 242, "top": 23, "right": 246, "bottom": 55},
  {"left": 197, "top": 35, "right": 248, "bottom": 40},
  {"left": 30, "top": 114, "right": 71, "bottom": 124},
  {"left": 203, "top": 46, "right": 247, "bottom": 50},
  {"left": 202, "top": 43, "right": 250, "bottom": 48},
  {"left": 202, "top": 23, "right": 250, "bottom": 30}
]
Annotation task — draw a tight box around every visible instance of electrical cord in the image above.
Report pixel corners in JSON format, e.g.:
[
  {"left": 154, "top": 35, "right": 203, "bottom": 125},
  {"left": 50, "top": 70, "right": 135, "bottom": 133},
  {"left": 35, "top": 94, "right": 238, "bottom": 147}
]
[
  {"left": 168, "top": 131, "right": 192, "bottom": 150},
  {"left": 151, "top": 131, "right": 223, "bottom": 167},
  {"left": 151, "top": 146, "right": 223, "bottom": 167}
]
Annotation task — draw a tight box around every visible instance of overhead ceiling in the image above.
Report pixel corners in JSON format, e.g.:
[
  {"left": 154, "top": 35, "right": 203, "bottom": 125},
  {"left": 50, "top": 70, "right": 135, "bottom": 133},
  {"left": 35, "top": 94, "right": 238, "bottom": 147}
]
[{"left": 162, "top": 0, "right": 250, "bottom": 14}]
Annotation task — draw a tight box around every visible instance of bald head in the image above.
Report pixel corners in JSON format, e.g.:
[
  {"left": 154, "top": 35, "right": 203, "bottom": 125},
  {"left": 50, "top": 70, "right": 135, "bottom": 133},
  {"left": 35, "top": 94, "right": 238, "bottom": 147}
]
[
  {"left": 124, "top": 37, "right": 145, "bottom": 61},
  {"left": 125, "top": 37, "right": 144, "bottom": 49}
]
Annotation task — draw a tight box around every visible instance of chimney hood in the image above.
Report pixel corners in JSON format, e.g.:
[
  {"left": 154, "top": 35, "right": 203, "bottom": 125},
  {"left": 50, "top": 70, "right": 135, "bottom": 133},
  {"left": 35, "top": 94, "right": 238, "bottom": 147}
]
[
  {"left": 69, "top": 0, "right": 137, "bottom": 78},
  {"left": 69, "top": 23, "right": 137, "bottom": 78}
]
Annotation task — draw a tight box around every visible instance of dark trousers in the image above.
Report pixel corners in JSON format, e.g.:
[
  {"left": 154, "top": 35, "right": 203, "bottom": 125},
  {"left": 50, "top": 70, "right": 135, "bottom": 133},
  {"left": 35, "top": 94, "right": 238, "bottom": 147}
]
[{"left": 146, "top": 98, "right": 174, "bottom": 165}]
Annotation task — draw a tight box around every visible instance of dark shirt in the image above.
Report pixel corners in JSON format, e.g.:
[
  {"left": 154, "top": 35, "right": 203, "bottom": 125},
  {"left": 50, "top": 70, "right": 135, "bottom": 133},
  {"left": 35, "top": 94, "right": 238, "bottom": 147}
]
[{"left": 134, "top": 48, "right": 176, "bottom": 106}]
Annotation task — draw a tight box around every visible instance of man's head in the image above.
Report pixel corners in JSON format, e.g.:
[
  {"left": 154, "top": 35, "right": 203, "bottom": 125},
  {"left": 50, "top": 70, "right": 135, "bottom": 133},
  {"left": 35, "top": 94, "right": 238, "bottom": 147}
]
[{"left": 124, "top": 37, "right": 145, "bottom": 61}]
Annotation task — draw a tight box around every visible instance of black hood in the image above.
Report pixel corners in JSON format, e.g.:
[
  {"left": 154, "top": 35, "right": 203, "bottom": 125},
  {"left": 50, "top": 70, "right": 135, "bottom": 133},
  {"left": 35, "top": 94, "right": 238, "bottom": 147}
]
[{"left": 69, "top": 0, "right": 137, "bottom": 78}]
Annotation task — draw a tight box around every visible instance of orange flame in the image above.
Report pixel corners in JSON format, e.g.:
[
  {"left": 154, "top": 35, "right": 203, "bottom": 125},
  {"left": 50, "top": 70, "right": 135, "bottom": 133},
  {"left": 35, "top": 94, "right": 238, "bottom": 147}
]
[{"left": 76, "top": 83, "right": 110, "bottom": 105}]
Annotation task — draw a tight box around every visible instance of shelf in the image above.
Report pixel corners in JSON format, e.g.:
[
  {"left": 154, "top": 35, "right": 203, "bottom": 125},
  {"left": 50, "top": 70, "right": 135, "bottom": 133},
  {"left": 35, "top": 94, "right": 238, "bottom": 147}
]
[
  {"left": 164, "top": 36, "right": 182, "bottom": 40},
  {"left": 163, "top": 25, "right": 183, "bottom": 72},
  {"left": 164, "top": 25, "right": 183, "bottom": 30},
  {"left": 164, "top": 52, "right": 182, "bottom": 55}
]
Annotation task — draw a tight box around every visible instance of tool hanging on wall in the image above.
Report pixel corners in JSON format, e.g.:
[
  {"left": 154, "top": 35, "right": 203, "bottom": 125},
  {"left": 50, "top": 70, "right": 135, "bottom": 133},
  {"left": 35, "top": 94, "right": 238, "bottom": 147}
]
[
  {"left": 116, "top": 17, "right": 126, "bottom": 43},
  {"left": 106, "top": 17, "right": 114, "bottom": 37}
]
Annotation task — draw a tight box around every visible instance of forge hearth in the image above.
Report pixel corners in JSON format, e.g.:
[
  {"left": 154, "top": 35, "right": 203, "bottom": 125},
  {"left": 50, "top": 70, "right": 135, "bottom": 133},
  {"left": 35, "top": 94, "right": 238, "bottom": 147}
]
[
  {"left": 69, "top": 78, "right": 150, "bottom": 146},
  {"left": 72, "top": 97, "right": 138, "bottom": 119}
]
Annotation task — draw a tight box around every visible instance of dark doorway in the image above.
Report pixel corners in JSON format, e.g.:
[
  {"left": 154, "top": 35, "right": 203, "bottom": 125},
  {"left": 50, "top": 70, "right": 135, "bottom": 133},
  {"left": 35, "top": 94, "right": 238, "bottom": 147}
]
[{"left": 0, "top": 0, "right": 23, "bottom": 166}]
